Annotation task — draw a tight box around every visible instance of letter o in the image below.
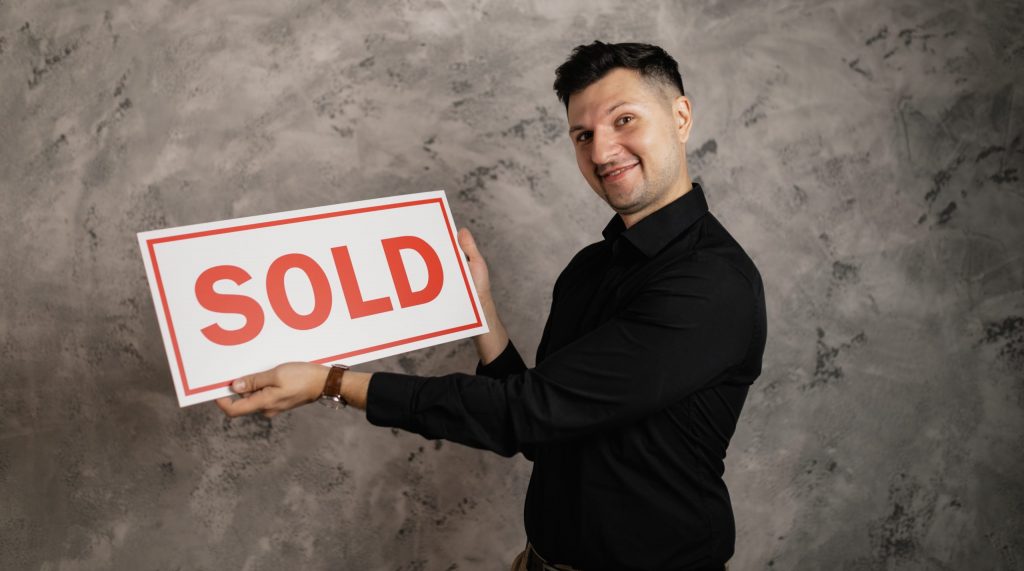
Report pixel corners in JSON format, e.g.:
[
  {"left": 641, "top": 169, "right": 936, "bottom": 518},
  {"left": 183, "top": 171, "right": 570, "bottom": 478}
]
[{"left": 265, "top": 253, "right": 333, "bottom": 330}]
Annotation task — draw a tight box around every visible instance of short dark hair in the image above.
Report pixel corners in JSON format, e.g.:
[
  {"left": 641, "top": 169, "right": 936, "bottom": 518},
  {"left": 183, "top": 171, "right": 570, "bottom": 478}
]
[{"left": 553, "top": 41, "right": 684, "bottom": 108}]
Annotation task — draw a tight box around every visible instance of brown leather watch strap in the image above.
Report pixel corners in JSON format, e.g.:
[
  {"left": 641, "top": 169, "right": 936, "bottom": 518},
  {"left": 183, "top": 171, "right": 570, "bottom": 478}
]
[{"left": 321, "top": 364, "right": 349, "bottom": 408}]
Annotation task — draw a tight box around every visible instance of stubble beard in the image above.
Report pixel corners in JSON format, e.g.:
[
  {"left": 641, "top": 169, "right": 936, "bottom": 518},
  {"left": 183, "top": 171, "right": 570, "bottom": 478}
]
[
  {"left": 603, "top": 174, "right": 651, "bottom": 215},
  {"left": 603, "top": 152, "right": 678, "bottom": 217}
]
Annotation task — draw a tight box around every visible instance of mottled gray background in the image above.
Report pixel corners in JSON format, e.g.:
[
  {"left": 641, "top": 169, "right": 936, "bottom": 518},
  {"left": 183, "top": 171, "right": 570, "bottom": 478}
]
[{"left": 1, "top": 0, "right": 1022, "bottom": 569}]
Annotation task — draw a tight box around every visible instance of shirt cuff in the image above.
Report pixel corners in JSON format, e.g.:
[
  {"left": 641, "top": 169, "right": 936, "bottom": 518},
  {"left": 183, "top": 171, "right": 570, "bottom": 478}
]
[
  {"left": 475, "top": 340, "right": 528, "bottom": 378},
  {"left": 365, "top": 371, "right": 422, "bottom": 429}
]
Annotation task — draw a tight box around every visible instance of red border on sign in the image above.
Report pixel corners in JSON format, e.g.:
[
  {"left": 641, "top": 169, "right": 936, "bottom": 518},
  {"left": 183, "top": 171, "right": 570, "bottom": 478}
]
[{"left": 146, "top": 197, "right": 482, "bottom": 396}]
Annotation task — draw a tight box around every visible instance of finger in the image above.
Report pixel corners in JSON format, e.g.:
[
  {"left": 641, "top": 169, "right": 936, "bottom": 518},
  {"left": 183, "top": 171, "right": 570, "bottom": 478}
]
[
  {"left": 215, "top": 397, "right": 235, "bottom": 415},
  {"left": 458, "top": 227, "right": 480, "bottom": 260},
  {"left": 219, "top": 389, "right": 276, "bottom": 417},
  {"left": 231, "top": 368, "right": 277, "bottom": 394}
]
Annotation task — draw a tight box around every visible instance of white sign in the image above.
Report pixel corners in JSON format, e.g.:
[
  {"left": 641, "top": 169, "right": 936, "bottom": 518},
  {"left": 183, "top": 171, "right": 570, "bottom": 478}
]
[{"left": 138, "top": 190, "right": 488, "bottom": 407}]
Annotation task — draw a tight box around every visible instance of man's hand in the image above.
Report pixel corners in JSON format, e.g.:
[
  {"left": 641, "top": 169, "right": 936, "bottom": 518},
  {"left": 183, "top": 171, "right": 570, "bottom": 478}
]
[
  {"left": 216, "top": 362, "right": 329, "bottom": 418},
  {"left": 458, "top": 227, "right": 510, "bottom": 365},
  {"left": 458, "top": 227, "right": 491, "bottom": 297}
]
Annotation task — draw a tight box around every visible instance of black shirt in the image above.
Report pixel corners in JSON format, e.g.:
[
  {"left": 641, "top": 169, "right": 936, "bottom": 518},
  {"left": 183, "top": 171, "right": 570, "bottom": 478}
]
[{"left": 367, "top": 183, "right": 767, "bottom": 570}]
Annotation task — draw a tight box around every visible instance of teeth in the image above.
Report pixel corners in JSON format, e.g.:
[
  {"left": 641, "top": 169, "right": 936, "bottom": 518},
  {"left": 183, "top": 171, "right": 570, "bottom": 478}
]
[{"left": 605, "top": 164, "right": 632, "bottom": 177}]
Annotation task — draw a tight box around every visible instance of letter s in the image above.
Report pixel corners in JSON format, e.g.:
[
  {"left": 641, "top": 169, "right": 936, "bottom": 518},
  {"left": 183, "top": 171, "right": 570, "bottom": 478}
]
[{"left": 194, "top": 265, "right": 265, "bottom": 346}]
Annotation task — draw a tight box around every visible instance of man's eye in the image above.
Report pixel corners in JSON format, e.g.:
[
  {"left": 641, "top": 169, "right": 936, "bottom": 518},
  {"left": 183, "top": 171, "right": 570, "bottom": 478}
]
[{"left": 576, "top": 132, "right": 592, "bottom": 143}]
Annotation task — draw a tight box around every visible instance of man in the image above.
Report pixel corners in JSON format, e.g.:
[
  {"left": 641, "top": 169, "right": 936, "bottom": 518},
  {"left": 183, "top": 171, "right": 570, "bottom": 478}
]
[{"left": 218, "top": 41, "right": 766, "bottom": 570}]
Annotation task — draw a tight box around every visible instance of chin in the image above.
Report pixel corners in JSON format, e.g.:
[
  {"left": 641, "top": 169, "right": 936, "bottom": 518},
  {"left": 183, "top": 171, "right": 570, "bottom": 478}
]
[
  {"left": 602, "top": 187, "right": 645, "bottom": 213},
  {"left": 605, "top": 197, "right": 644, "bottom": 215}
]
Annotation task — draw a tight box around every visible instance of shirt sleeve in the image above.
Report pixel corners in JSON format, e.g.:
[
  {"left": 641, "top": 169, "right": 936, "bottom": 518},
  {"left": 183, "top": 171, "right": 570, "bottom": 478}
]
[
  {"left": 474, "top": 340, "right": 527, "bottom": 378},
  {"left": 365, "top": 258, "right": 757, "bottom": 458}
]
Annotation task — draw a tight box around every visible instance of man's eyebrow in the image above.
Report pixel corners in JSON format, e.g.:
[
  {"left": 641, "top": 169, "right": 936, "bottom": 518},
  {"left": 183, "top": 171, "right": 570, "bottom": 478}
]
[
  {"left": 568, "top": 100, "right": 635, "bottom": 133},
  {"left": 605, "top": 100, "right": 632, "bottom": 115}
]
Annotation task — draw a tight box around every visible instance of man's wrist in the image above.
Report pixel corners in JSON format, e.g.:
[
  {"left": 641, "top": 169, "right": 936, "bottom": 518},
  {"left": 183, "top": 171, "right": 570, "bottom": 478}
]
[
  {"left": 339, "top": 370, "right": 372, "bottom": 410},
  {"left": 318, "top": 364, "right": 350, "bottom": 409}
]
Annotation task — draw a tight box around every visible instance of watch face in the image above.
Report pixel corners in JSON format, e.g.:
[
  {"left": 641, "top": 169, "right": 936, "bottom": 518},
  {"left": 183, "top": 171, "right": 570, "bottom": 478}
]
[{"left": 319, "top": 396, "right": 345, "bottom": 410}]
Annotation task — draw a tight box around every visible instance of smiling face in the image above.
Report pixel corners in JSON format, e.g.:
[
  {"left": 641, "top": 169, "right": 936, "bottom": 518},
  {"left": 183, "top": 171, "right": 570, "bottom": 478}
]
[{"left": 566, "top": 68, "right": 693, "bottom": 227}]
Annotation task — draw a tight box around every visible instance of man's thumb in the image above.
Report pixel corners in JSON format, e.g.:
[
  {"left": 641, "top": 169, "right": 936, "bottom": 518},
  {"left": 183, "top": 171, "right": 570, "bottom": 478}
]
[
  {"left": 458, "top": 227, "right": 479, "bottom": 259},
  {"left": 232, "top": 370, "right": 272, "bottom": 394}
]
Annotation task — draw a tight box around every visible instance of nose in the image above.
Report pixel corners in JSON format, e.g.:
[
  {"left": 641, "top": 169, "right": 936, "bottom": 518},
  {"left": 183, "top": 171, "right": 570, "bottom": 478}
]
[{"left": 589, "top": 127, "right": 621, "bottom": 167}]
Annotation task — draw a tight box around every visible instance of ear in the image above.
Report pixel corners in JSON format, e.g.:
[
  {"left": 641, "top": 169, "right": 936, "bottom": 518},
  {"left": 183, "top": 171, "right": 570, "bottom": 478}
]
[{"left": 672, "top": 95, "right": 693, "bottom": 145}]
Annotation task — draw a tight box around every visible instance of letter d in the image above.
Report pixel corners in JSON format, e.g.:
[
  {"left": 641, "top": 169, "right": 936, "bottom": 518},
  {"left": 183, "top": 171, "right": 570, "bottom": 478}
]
[{"left": 381, "top": 236, "right": 443, "bottom": 308}]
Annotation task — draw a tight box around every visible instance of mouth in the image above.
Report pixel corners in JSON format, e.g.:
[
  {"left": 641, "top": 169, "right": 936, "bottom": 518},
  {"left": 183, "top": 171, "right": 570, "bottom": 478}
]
[{"left": 599, "top": 161, "right": 639, "bottom": 183}]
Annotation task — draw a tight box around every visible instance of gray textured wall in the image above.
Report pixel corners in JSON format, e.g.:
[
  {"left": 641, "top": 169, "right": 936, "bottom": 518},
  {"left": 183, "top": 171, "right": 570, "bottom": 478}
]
[{"left": 1, "top": 0, "right": 1022, "bottom": 569}]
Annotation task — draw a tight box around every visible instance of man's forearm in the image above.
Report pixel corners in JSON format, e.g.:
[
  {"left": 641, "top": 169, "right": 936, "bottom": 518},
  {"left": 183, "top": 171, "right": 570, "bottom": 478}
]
[
  {"left": 344, "top": 290, "right": 505, "bottom": 413},
  {"left": 350, "top": 295, "right": 504, "bottom": 414},
  {"left": 341, "top": 370, "right": 372, "bottom": 410},
  {"left": 473, "top": 294, "right": 509, "bottom": 366}
]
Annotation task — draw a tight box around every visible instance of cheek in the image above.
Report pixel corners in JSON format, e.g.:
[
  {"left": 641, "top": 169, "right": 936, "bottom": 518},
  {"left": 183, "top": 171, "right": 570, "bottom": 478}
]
[
  {"left": 575, "top": 150, "right": 593, "bottom": 175},
  {"left": 574, "top": 151, "right": 603, "bottom": 192},
  {"left": 630, "top": 129, "right": 663, "bottom": 159}
]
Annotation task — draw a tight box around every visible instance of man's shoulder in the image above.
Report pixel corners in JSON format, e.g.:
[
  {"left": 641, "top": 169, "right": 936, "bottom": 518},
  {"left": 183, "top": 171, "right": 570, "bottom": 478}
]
[
  {"left": 549, "top": 239, "right": 607, "bottom": 292},
  {"left": 685, "top": 213, "right": 764, "bottom": 294},
  {"left": 566, "top": 239, "right": 607, "bottom": 267}
]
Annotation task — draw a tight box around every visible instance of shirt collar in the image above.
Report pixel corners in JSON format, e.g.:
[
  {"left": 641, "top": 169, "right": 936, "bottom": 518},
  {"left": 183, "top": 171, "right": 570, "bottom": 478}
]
[{"left": 601, "top": 182, "right": 710, "bottom": 258}]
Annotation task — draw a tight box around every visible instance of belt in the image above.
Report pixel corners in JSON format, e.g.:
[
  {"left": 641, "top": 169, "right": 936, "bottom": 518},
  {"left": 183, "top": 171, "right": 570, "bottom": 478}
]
[{"left": 521, "top": 542, "right": 730, "bottom": 571}]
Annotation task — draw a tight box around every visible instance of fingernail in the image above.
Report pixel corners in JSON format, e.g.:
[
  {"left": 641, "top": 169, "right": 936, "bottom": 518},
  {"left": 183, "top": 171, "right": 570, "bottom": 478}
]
[{"left": 232, "top": 379, "right": 246, "bottom": 392}]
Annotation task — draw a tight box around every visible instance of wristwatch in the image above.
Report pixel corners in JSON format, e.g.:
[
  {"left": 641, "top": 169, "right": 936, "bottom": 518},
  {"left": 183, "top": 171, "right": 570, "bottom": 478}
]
[{"left": 318, "top": 364, "right": 350, "bottom": 409}]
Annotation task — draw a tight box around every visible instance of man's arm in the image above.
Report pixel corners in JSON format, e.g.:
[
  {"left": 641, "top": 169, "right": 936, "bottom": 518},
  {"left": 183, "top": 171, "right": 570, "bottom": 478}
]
[
  {"left": 457, "top": 228, "right": 509, "bottom": 366},
  {"left": 362, "top": 258, "right": 759, "bottom": 457},
  {"left": 218, "top": 251, "right": 758, "bottom": 460},
  {"left": 216, "top": 363, "right": 371, "bottom": 417}
]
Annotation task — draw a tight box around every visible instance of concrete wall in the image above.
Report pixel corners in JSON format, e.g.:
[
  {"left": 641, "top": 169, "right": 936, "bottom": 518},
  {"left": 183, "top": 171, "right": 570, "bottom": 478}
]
[{"left": 2, "top": 0, "right": 1021, "bottom": 569}]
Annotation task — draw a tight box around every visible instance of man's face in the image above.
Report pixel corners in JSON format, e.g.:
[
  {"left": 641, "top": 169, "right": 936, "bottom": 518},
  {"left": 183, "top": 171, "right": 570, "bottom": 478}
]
[{"left": 566, "top": 68, "right": 692, "bottom": 225}]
